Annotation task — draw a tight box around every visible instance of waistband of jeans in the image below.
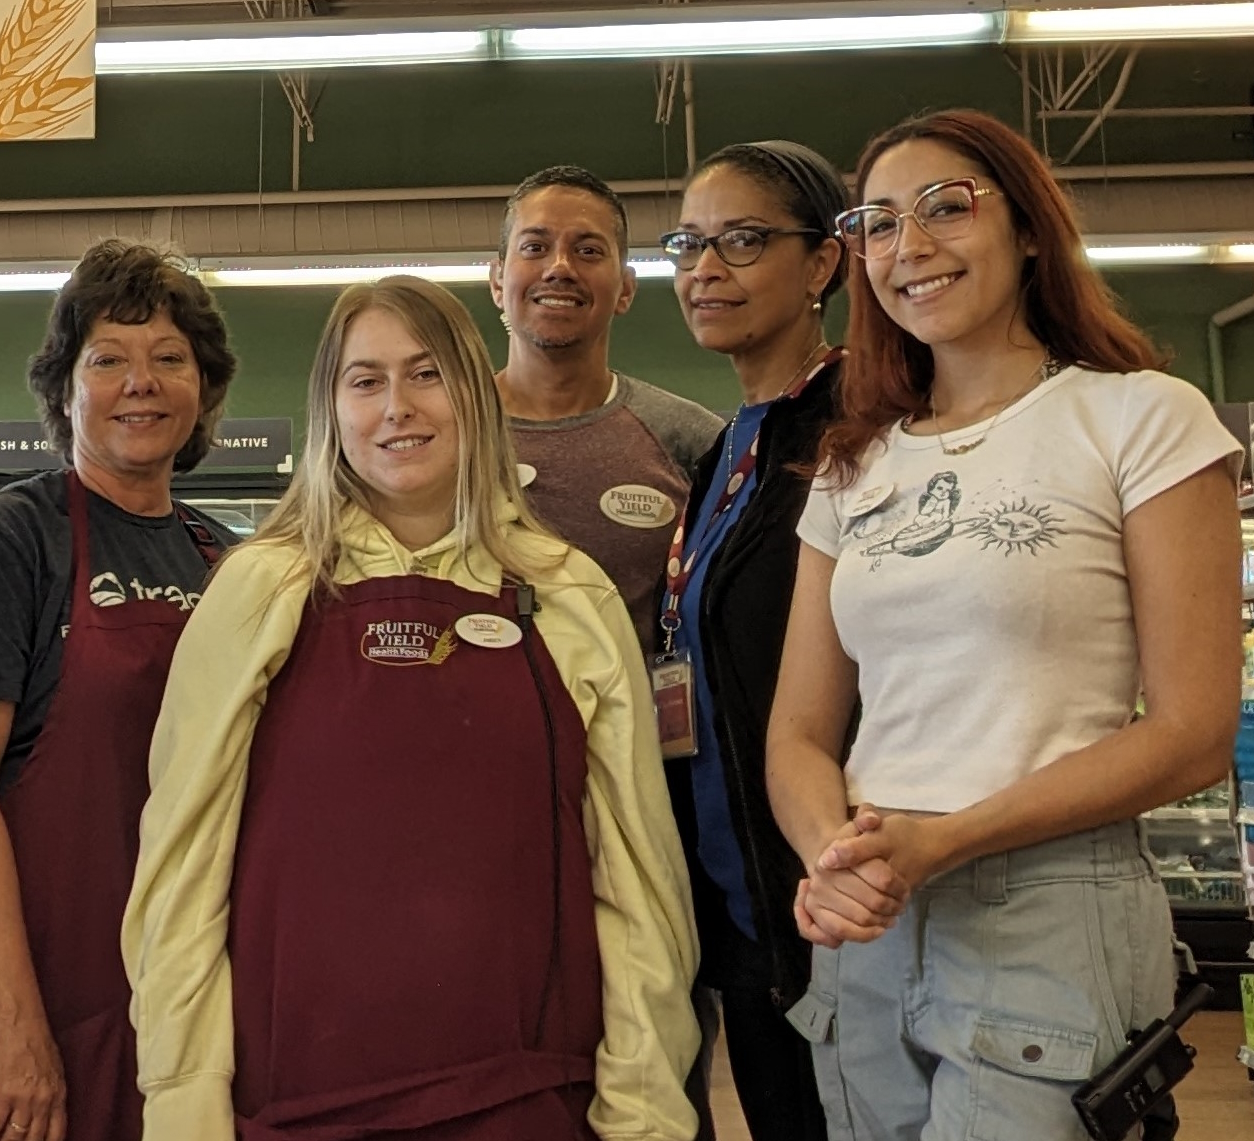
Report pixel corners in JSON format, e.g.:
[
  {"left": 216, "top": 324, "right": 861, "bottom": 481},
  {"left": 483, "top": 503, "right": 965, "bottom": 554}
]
[{"left": 923, "top": 819, "right": 1156, "bottom": 903}]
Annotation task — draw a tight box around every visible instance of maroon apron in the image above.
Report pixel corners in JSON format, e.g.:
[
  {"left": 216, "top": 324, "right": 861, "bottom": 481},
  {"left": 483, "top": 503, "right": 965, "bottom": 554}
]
[
  {"left": 1, "top": 471, "right": 220, "bottom": 1141},
  {"left": 228, "top": 572, "right": 604, "bottom": 1141}
]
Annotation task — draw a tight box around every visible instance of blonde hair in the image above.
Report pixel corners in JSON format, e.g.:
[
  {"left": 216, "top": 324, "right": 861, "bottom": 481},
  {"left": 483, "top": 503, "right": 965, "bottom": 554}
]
[{"left": 246, "top": 275, "right": 553, "bottom": 596}]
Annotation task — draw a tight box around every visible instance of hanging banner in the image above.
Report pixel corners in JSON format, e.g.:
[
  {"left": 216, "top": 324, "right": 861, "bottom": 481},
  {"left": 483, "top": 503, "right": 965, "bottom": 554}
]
[
  {"left": 205, "top": 418, "right": 294, "bottom": 472},
  {"left": 0, "top": 417, "right": 294, "bottom": 473},
  {"left": 0, "top": 420, "right": 59, "bottom": 468},
  {"left": 0, "top": 0, "right": 95, "bottom": 142}
]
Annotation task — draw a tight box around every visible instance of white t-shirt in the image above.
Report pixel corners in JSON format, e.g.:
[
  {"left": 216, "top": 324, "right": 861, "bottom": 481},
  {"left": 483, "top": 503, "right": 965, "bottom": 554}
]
[{"left": 797, "top": 365, "right": 1242, "bottom": 813}]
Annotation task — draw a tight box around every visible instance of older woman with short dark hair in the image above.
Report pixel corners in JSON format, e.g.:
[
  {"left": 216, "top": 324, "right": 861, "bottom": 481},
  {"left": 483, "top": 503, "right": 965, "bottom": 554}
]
[{"left": 0, "top": 239, "right": 238, "bottom": 1141}]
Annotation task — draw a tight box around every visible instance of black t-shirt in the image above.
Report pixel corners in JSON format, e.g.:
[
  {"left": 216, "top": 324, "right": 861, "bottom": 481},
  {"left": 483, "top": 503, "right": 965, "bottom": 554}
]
[{"left": 0, "top": 471, "right": 237, "bottom": 792}]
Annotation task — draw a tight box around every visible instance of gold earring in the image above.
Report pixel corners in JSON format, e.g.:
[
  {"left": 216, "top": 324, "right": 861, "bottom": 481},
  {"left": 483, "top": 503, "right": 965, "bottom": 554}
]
[
  {"left": 810, "top": 294, "right": 822, "bottom": 313},
  {"left": 499, "top": 310, "right": 512, "bottom": 336}
]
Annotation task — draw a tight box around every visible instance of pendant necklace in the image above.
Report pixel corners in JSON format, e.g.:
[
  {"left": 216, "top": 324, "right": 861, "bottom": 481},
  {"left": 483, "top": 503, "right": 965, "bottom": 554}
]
[
  {"left": 909, "top": 353, "right": 1060, "bottom": 457},
  {"left": 726, "top": 342, "right": 828, "bottom": 477}
]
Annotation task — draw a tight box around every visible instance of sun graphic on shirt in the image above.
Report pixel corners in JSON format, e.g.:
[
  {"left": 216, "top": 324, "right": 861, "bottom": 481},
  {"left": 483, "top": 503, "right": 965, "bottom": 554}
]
[{"left": 970, "top": 498, "right": 1065, "bottom": 556}]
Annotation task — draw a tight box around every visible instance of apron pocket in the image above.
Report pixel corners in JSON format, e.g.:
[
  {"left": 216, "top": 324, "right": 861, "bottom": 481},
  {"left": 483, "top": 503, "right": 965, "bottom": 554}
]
[{"left": 970, "top": 1013, "right": 1097, "bottom": 1141}]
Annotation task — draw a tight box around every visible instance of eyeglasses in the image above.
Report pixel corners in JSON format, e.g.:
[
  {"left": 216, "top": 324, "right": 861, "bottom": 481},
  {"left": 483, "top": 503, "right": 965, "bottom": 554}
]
[
  {"left": 659, "top": 226, "right": 822, "bottom": 271},
  {"left": 835, "top": 178, "right": 998, "bottom": 260}
]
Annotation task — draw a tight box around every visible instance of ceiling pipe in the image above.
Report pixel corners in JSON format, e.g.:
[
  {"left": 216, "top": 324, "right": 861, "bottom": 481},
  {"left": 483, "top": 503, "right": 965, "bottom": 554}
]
[{"left": 1209, "top": 292, "right": 1254, "bottom": 403}]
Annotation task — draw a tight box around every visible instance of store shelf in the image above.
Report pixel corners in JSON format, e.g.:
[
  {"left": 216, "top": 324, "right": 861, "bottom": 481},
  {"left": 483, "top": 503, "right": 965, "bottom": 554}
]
[
  {"left": 1161, "top": 871, "right": 1245, "bottom": 907},
  {"left": 1239, "top": 495, "right": 1254, "bottom": 513},
  {"left": 1146, "top": 806, "right": 1232, "bottom": 824}
]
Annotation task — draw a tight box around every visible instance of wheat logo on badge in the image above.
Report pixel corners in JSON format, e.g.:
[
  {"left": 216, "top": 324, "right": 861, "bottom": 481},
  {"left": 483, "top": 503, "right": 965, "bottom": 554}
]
[
  {"left": 360, "top": 620, "right": 457, "bottom": 666},
  {"left": 455, "top": 613, "right": 522, "bottom": 649},
  {"left": 599, "top": 484, "right": 677, "bottom": 530}
]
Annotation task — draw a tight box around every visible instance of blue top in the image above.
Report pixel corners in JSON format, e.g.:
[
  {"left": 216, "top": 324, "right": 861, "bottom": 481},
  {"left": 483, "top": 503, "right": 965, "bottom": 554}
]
[{"left": 671, "top": 400, "right": 770, "bottom": 940}]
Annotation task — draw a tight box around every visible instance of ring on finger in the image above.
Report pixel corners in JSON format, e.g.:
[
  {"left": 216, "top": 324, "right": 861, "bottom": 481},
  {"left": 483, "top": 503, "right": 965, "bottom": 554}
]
[{"left": 8, "top": 1123, "right": 30, "bottom": 1135}]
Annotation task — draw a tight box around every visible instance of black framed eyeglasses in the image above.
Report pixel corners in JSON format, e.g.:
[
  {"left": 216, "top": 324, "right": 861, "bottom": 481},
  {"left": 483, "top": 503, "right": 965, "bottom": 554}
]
[
  {"left": 659, "top": 226, "right": 822, "bottom": 271},
  {"left": 835, "top": 178, "right": 999, "bottom": 260}
]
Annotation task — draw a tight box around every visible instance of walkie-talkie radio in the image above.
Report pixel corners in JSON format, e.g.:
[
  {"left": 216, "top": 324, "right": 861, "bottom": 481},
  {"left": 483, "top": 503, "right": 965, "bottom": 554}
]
[{"left": 1072, "top": 983, "right": 1213, "bottom": 1141}]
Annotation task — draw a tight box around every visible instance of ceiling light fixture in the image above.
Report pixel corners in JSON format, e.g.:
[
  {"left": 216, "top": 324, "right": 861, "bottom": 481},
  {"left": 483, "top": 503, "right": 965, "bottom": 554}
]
[
  {"left": 95, "top": 28, "right": 489, "bottom": 74},
  {"left": 504, "top": 12, "right": 1000, "bottom": 60},
  {"left": 3, "top": 243, "right": 1250, "bottom": 291},
  {"left": 1085, "top": 244, "right": 1212, "bottom": 264},
  {"left": 0, "top": 271, "right": 72, "bottom": 292},
  {"left": 1007, "top": 3, "right": 1254, "bottom": 44}
]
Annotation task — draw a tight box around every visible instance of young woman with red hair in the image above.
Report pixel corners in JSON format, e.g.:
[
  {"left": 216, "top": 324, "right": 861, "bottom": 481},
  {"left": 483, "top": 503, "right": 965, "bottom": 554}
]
[{"left": 766, "top": 109, "right": 1242, "bottom": 1139}]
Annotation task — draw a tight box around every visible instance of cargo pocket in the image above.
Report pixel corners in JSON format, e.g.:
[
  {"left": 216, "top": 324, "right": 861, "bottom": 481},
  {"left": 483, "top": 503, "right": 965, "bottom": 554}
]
[
  {"left": 787, "top": 988, "right": 855, "bottom": 1137},
  {"left": 970, "top": 1014, "right": 1097, "bottom": 1141}
]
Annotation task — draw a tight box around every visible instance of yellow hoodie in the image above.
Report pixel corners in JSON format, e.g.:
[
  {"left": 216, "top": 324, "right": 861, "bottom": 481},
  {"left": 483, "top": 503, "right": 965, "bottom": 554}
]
[{"left": 122, "top": 504, "right": 700, "bottom": 1141}]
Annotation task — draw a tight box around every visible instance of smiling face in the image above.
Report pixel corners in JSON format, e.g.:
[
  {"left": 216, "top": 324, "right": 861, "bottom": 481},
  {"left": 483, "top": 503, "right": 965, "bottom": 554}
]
[
  {"left": 491, "top": 185, "right": 636, "bottom": 356},
  {"left": 860, "top": 137, "right": 1037, "bottom": 357},
  {"left": 67, "top": 310, "right": 203, "bottom": 484},
  {"left": 673, "top": 164, "right": 839, "bottom": 359},
  {"left": 334, "top": 306, "right": 460, "bottom": 535}
]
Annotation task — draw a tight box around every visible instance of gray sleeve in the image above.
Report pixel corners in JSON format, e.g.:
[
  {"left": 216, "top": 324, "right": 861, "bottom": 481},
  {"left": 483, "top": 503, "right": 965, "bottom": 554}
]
[{"left": 618, "top": 375, "right": 726, "bottom": 479}]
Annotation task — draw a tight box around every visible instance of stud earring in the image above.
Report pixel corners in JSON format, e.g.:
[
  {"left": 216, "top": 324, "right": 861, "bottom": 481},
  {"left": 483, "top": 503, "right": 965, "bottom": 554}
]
[{"left": 499, "top": 310, "right": 512, "bottom": 336}]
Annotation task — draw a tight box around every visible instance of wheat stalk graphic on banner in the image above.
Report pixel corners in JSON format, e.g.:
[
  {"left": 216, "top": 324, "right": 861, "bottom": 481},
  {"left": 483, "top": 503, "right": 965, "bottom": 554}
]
[{"left": 0, "top": 0, "right": 94, "bottom": 141}]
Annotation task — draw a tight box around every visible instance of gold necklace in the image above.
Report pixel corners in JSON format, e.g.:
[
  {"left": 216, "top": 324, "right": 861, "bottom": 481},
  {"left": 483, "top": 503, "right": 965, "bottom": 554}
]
[
  {"left": 726, "top": 342, "right": 828, "bottom": 476},
  {"left": 924, "top": 354, "right": 1057, "bottom": 457}
]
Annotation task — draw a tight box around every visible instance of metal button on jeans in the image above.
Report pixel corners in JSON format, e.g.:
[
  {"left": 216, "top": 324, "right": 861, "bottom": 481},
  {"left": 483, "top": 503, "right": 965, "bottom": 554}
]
[{"left": 1021, "top": 1044, "right": 1044, "bottom": 1063}]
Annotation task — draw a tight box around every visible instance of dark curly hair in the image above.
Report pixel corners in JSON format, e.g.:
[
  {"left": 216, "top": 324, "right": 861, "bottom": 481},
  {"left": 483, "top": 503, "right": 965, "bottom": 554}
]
[{"left": 28, "top": 239, "right": 237, "bottom": 473}]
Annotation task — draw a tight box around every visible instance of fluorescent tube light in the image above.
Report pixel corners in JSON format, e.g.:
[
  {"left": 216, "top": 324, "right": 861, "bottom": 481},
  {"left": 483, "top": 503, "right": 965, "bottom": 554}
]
[
  {"left": 505, "top": 13, "right": 1000, "bottom": 60},
  {"left": 95, "top": 29, "right": 488, "bottom": 74},
  {"left": 1085, "top": 244, "right": 1210, "bottom": 264},
  {"left": 629, "top": 259, "right": 678, "bottom": 280},
  {"left": 0, "top": 272, "right": 72, "bottom": 292},
  {"left": 1008, "top": 4, "right": 1254, "bottom": 44},
  {"left": 202, "top": 258, "right": 675, "bottom": 287},
  {"left": 201, "top": 264, "right": 493, "bottom": 287},
  {"left": 1228, "top": 245, "right": 1254, "bottom": 263}
]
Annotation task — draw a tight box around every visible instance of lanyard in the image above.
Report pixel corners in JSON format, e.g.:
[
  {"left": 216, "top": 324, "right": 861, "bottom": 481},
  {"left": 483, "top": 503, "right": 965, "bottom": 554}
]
[{"left": 658, "top": 351, "right": 836, "bottom": 651}]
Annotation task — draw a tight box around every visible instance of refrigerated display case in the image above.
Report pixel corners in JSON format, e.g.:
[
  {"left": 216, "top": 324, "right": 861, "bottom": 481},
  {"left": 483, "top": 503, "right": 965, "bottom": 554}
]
[
  {"left": 172, "top": 471, "right": 286, "bottom": 539},
  {"left": 1143, "top": 781, "right": 1249, "bottom": 1010},
  {"left": 1141, "top": 497, "right": 1254, "bottom": 1020}
]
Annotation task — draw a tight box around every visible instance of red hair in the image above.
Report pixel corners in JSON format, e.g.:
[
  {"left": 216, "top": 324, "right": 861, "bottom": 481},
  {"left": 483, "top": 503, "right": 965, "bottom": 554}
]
[{"left": 817, "top": 109, "right": 1166, "bottom": 486}]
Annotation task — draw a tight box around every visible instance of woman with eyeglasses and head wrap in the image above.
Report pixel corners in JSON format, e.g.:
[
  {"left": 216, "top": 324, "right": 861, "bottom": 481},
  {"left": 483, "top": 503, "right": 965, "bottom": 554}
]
[{"left": 655, "top": 141, "right": 846, "bottom": 1141}]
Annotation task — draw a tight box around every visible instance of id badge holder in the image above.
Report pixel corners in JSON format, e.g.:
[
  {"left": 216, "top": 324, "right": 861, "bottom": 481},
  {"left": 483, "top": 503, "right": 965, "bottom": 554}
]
[{"left": 650, "top": 646, "right": 698, "bottom": 759}]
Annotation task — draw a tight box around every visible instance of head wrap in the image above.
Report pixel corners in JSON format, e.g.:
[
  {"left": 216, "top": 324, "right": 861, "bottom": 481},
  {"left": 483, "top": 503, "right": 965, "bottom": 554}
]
[{"left": 744, "top": 139, "right": 849, "bottom": 237}]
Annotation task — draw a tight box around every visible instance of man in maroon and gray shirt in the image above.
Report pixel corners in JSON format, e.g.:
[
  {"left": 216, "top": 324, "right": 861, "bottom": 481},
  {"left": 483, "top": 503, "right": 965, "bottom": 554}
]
[{"left": 490, "top": 165, "right": 722, "bottom": 656}]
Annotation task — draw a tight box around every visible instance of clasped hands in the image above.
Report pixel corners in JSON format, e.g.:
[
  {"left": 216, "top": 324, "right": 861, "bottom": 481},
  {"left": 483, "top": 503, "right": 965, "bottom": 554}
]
[{"left": 794, "top": 805, "right": 951, "bottom": 950}]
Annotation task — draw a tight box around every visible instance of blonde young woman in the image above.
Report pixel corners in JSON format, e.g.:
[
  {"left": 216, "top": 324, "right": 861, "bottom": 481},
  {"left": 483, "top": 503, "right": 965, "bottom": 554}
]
[{"left": 122, "top": 276, "right": 699, "bottom": 1141}]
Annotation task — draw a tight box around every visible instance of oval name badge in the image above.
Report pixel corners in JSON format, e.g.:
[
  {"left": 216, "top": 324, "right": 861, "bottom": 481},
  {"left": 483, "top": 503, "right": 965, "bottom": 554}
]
[
  {"left": 847, "top": 483, "right": 895, "bottom": 518},
  {"left": 517, "top": 463, "right": 538, "bottom": 488},
  {"left": 599, "top": 483, "right": 678, "bottom": 530},
  {"left": 455, "top": 613, "right": 522, "bottom": 649}
]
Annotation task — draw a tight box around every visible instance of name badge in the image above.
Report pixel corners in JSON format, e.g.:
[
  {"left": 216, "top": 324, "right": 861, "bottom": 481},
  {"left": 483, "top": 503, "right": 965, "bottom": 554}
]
[
  {"left": 455, "top": 613, "right": 522, "bottom": 649},
  {"left": 650, "top": 648, "right": 697, "bottom": 759},
  {"left": 847, "top": 483, "right": 894, "bottom": 518},
  {"left": 600, "top": 483, "right": 677, "bottom": 530}
]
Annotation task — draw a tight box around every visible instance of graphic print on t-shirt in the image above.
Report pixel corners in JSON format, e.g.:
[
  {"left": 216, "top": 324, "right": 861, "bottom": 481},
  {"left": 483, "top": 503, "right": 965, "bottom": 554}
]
[{"left": 851, "top": 471, "right": 1066, "bottom": 570}]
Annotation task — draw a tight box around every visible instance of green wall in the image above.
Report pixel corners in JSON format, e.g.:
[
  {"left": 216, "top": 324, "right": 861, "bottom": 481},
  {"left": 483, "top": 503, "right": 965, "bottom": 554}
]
[
  {"left": 3, "top": 269, "right": 1252, "bottom": 437},
  {"left": 3, "top": 43, "right": 1252, "bottom": 200}
]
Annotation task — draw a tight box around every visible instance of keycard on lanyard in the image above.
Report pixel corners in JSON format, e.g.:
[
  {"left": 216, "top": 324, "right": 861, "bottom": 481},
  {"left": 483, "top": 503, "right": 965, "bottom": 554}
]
[{"left": 650, "top": 647, "right": 697, "bottom": 759}]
